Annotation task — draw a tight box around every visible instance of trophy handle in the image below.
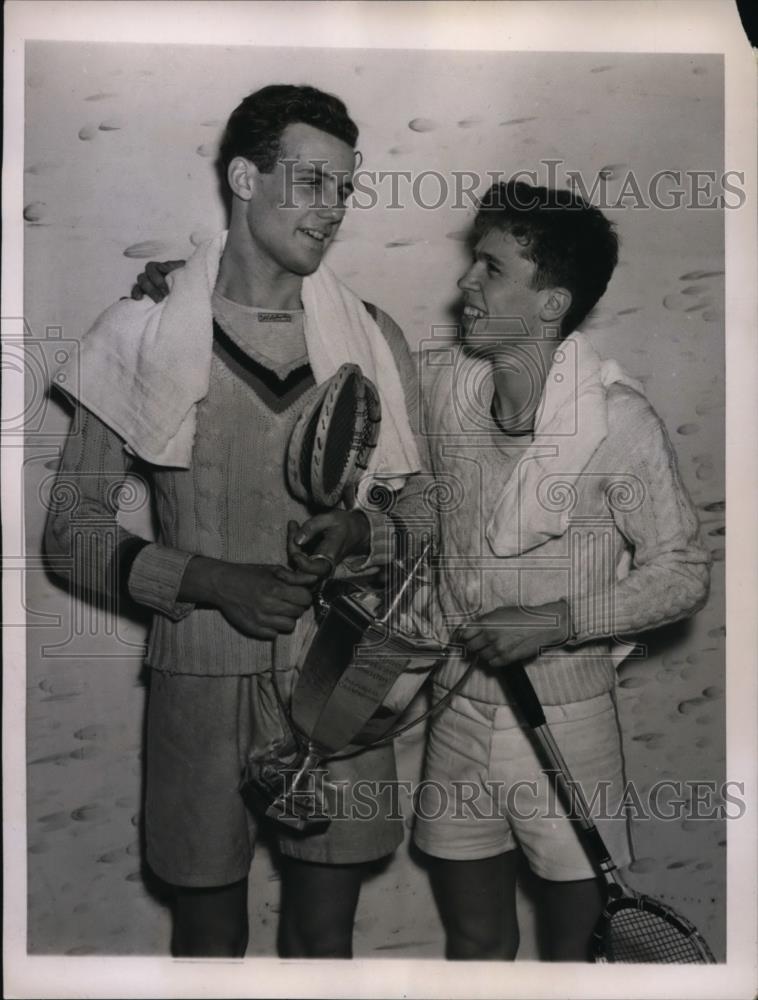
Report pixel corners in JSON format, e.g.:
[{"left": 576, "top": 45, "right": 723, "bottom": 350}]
[
  {"left": 263, "top": 745, "right": 331, "bottom": 832},
  {"left": 289, "top": 747, "right": 323, "bottom": 793}
]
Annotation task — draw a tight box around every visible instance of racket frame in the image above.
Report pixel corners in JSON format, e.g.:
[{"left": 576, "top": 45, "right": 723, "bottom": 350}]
[
  {"left": 502, "top": 662, "right": 716, "bottom": 964},
  {"left": 592, "top": 892, "right": 717, "bottom": 963},
  {"left": 287, "top": 362, "right": 382, "bottom": 510}
]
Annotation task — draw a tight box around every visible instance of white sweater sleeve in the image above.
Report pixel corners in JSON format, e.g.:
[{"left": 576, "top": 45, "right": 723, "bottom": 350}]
[{"left": 569, "top": 386, "right": 711, "bottom": 643}]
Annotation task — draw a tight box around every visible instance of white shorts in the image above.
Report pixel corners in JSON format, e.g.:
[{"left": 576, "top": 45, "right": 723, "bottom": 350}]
[{"left": 413, "top": 687, "right": 634, "bottom": 881}]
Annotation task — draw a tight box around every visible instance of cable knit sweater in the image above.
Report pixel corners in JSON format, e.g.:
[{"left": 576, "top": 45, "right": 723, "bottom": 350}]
[
  {"left": 45, "top": 300, "right": 426, "bottom": 677},
  {"left": 427, "top": 362, "right": 711, "bottom": 707}
]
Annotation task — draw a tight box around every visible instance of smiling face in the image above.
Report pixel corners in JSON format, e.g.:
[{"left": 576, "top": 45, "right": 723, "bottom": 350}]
[
  {"left": 457, "top": 227, "right": 550, "bottom": 353},
  {"left": 239, "top": 121, "right": 356, "bottom": 277}
]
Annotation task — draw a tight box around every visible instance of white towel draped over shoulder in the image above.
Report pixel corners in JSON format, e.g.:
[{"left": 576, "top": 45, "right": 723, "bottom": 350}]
[
  {"left": 56, "top": 232, "right": 421, "bottom": 486},
  {"left": 300, "top": 269, "right": 420, "bottom": 490},
  {"left": 484, "top": 331, "right": 645, "bottom": 556}
]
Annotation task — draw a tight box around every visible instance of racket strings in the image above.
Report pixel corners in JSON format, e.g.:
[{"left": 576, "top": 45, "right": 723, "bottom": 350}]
[
  {"left": 604, "top": 907, "right": 710, "bottom": 963},
  {"left": 322, "top": 380, "right": 360, "bottom": 493},
  {"left": 355, "top": 383, "right": 381, "bottom": 471},
  {"left": 355, "top": 409, "right": 376, "bottom": 465}
]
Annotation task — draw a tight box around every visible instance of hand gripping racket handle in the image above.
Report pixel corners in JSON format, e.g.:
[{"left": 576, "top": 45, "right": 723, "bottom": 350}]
[{"left": 502, "top": 663, "right": 621, "bottom": 887}]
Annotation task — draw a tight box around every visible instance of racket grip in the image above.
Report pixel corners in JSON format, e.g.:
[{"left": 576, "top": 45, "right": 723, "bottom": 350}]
[{"left": 503, "top": 663, "right": 546, "bottom": 729}]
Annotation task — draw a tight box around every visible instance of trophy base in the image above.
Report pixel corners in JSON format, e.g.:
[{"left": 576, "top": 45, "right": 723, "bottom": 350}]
[
  {"left": 240, "top": 741, "right": 334, "bottom": 834},
  {"left": 262, "top": 793, "right": 332, "bottom": 833}
]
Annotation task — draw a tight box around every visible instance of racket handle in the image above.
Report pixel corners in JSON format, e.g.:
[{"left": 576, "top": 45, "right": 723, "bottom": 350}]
[
  {"left": 503, "top": 663, "right": 546, "bottom": 729},
  {"left": 502, "top": 664, "right": 620, "bottom": 880}
]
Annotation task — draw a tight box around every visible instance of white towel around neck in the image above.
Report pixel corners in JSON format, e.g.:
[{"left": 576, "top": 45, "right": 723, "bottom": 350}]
[
  {"left": 484, "top": 331, "right": 645, "bottom": 556},
  {"left": 56, "top": 232, "right": 420, "bottom": 488}
]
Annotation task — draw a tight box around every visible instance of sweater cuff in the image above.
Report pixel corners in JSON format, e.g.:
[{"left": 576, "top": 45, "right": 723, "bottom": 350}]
[
  {"left": 127, "top": 543, "right": 196, "bottom": 621},
  {"left": 344, "top": 512, "right": 395, "bottom": 571},
  {"left": 566, "top": 594, "right": 609, "bottom": 645}
]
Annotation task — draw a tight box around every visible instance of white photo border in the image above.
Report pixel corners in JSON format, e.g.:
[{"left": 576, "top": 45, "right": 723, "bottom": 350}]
[{"left": 3, "top": 2, "right": 756, "bottom": 998}]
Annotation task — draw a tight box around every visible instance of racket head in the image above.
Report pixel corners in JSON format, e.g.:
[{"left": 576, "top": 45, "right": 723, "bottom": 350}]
[
  {"left": 286, "top": 382, "right": 327, "bottom": 503},
  {"left": 353, "top": 376, "right": 381, "bottom": 473},
  {"left": 312, "top": 364, "right": 365, "bottom": 508},
  {"left": 287, "top": 363, "right": 382, "bottom": 509},
  {"left": 592, "top": 892, "right": 716, "bottom": 964}
]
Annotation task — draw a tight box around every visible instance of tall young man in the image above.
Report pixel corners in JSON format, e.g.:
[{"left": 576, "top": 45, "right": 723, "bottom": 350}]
[
  {"left": 412, "top": 181, "right": 711, "bottom": 961},
  {"left": 45, "top": 85, "right": 425, "bottom": 958}
]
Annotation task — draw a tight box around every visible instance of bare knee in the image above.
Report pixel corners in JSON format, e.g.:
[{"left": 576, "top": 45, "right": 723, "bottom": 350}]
[
  {"left": 426, "top": 852, "right": 521, "bottom": 962},
  {"left": 446, "top": 917, "right": 519, "bottom": 961},
  {"left": 280, "top": 915, "right": 353, "bottom": 959},
  {"left": 279, "top": 900, "right": 354, "bottom": 958},
  {"left": 540, "top": 875, "right": 605, "bottom": 962},
  {"left": 278, "top": 859, "right": 362, "bottom": 959},
  {"left": 173, "top": 924, "right": 248, "bottom": 958},
  {"left": 171, "top": 880, "right": 249, "bottom": 958}
]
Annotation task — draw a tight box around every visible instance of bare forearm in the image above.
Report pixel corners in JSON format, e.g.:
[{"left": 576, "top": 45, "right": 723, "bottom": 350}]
[{"left": 177, "top": 554, "right": 224, "bottom": 604}]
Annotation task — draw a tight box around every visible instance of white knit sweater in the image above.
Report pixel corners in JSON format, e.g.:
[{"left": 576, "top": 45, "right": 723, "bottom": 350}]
[{"left": 425, "top": 360, "right": 711, "bottom": 707}]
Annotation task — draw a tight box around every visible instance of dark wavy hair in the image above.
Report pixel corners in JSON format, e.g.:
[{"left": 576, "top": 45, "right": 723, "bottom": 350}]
[
  {"left": 218, "top": 84, "right": 359, "bottom": 178},
  {"left": 473, "top": 180, "right": 619, "bottom": 337}
]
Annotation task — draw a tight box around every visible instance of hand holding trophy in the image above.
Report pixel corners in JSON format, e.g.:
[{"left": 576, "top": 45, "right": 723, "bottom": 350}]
[{"left": 240, "top": 365, "right": 451, "bottom": 831}]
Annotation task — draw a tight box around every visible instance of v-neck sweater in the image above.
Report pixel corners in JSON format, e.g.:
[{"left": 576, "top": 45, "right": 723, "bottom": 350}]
[{"left": 45, "top": 300, "right": 421, "bottom": 677}]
